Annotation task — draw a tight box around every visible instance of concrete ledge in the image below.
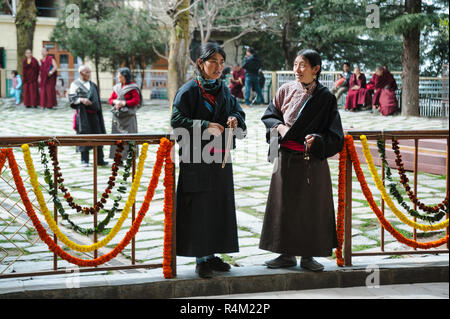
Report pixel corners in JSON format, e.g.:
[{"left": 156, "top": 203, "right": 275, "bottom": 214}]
[{"left": 0, "top": 258, "right": 448, "bottom": 299}]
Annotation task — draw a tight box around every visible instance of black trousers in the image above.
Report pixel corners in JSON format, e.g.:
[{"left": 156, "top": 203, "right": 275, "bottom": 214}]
[{"left": 81, "top": 146, "right": 105, "bottom": 164}]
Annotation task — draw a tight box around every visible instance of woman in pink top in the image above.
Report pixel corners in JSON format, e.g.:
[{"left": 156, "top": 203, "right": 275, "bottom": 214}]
[{"left": 260, "top": 49, "right": 344, "bottom": 272}]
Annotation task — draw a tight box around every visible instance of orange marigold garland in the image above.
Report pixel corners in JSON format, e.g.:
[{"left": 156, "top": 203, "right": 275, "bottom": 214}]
[
  {"left": 345, "top": 135, "right": 448, "bottom": 250},
  {"left": 334, "top": 137, "right": 347, "bottom": 267},
  {"left": 2, "top": 138, "right": 175, "bottom": 270},
  {"left": 162, "top": 141, "right": 175, "bottom": 278}
]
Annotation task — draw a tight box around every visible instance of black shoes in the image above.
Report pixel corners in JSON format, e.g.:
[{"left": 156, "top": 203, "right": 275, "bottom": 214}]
[
  {"left": 195, "top": 262, "right": 213, "bottom": 279},
  {"left": 300, "top": 257, "right": 324, "bottom": 272},
  {"left": 195, "top": 257, "right": 231, "bottom": 278},
  {"left": 264, "top": 255, "right": 325, "bottom": 271},
  {"left": 208, "top": 256, "right": 231, "bottom": 272},
  {"left": 264, "top": 254, "right": 297, "bottom": 269}
]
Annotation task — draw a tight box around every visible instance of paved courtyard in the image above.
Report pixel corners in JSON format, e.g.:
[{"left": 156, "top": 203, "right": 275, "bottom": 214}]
[{"left": 0, "top": 97, "right": 448, "bottom": 277}]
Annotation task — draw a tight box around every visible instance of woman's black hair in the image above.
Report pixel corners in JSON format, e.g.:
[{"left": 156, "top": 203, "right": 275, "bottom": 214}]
[
  {"left": 196, "top": 42, "right": 226, "bottom": 75},
  {"left": 12, "top": 70, "right": 18, "bottom": 76},
  {"left": 118, "top": 67, "right": 133, "bottom": 84},
  {"left": 297, "top": 49, "right": 322, "bottom": 80}
]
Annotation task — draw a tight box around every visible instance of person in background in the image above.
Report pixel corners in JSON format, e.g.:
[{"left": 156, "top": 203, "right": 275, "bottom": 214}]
[
  {"left": 22, "top": 49, "right": 40, "bottom": 108},
  {"left": 345, "top": 66, "right": 371, "bottom": 111},
  {"left": 242, "top": 47, "right": 265, "bottom": 106},
  {"left": 10, "top": 70, "right": 22, "bottom": 105},
  {"left": 229, "top": 64, "right": 245, "bottom": 100},
  {"left": 331, "top": 62, "right": 352, "bottom": 103},
  {"left": 56, "top": 78, "right": 67, "bottom": 98},
  {"left": 68, "top": 65, "right": 108, "bottom": 167},
  {"left": 108, "top": 67, "right": 142, "bottom": 162},
  {"left": 39, "top": 47, "right": 58, "bottom": 109},
  {"left": 371, "top": 66, "right": 399, "bottom": 116}
]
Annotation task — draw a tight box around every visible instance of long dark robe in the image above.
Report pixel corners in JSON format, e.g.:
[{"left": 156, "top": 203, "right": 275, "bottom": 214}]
[
  {"left": 170, "top": 79, "right": 246, "bottom": 257},
  {"left": 259, "top": 81, "right": 344, "bottom": 257},
  {"left": 39, "top": 55, "right": 57, "bottom": 108},
  {"left": 22, "top": 57, "right": 40, "bottom": 107},
  {"left": 68, "top": 80, "right": 106, "bottom": 153}
]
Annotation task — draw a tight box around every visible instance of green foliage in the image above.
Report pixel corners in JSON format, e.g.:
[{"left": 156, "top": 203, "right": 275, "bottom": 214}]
[{"left": 51, "top": 0, "right": 163, "bottom": 72}]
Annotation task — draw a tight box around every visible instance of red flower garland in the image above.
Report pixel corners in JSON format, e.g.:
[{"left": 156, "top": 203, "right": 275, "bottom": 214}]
[
  {"left": 391, "top": 138, "right": 448, "bottom": 213},
  {"left": 1, "top": 139, "right": 175, "bottom": 271},
  {"left": 345, "top": 136, "right": 448, "bottom": 250}
]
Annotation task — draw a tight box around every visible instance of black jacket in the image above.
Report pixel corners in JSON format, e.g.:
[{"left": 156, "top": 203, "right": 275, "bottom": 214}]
[
  {"left": 171, "top": 79, "right": 247, "bottom": 164},
  {"left": 261, "top": 81, "right": 344, "bottom": 161},
  {"left": 242, "top": 54, "right": 262, "bottom": 76}
]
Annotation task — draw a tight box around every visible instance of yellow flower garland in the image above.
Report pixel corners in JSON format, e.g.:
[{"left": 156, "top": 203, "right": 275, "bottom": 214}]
[
  {"left": 21, "top": 143, "right": 149, "bottom": 252},
  {"left": 360, "top": 135, "right": 448, "bottom": 232}
]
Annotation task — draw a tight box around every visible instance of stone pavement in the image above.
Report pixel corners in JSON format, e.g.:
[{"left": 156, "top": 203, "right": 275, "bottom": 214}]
[
  {"left": 192, "top": 282, "right": 449, "bottom": 299},
  {"left": 0, "top": 97, "right": 448, "bottom": 279}
]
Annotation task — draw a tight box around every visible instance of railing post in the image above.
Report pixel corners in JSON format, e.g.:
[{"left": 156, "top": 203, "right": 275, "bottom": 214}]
[
  {"left": 380, "top": 137, "right": 385, "bottom": 251},
  {"left": 93, "top": 146, "right": 98, "bottom": 261},
  {"left": 53, "top": 145, "right": 58, "bottom": 271},
  {"left": 271, "top": 72, "right": 277, "bottom": 101},
  {"left": 171, "top": 142, "right": 177, "bottom": 277},
  {"left": 413, "top": 139, "right": 419, "bottom": 248},
  {"left": 344, "top": 151, "right": 353, "bottom": 267},
  {"left": 131, "top": 146, "right": 136, "bottom": 265}
]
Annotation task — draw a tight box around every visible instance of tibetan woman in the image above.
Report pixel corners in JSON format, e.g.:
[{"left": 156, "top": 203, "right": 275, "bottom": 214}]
[
  {"left": 170, "top": 42, "right": 246, "bottom": 278},
  {"left": 259, "top": 49, "right": 344, "bottom": 272}
]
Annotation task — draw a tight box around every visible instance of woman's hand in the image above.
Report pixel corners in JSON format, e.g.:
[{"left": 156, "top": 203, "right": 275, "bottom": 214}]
[
  {"left": 80, "top": 98, "right": 92, "bottom": 106},
  {"left": 305, "top": 134, "right": 316, "bottom": 150},
  {"left": 277, "top": 124, "right": 289, "bottom": 138},
  {"left": 227, "top": 116, "right": 238, "bottom": 129},
  {"left": 207, "top": 122, "right": 224, "bottom": 136}
]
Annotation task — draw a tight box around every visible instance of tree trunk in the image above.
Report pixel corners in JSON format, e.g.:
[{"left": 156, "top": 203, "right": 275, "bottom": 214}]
[
  {"left": 15, "top": 0, "right": 36, "bottom": 75},
  {"left": 281, "top": 18, "right": 297, "bottom": 70},
  {"left": 167, "top": 0, "right": 190, "bottom": 117},
  {"left": 401, "top": 0, "right": 421, "bottom": 117}
]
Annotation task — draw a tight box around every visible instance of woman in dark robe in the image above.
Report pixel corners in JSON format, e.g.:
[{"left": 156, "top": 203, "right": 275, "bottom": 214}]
[
  {"left": 259, "top": 49, "right": 344, "bottom": 272},
  {"left": 229, "top": 64, "right": 245, "bottom": 99},
  {"left": 22, "top": 49, "right": 40, "bottom": 108},
  {"left": 345, "top": 66, "right": 371, "bottom": 111},
  {"left": 39, "top": 47, "right": 58, "bottom": 109},
  {"left": 171, "top": 42, "right": 246, "bottom": 278},
  {"left": 108, "top": 67, "right": 142, "bottom": 161}
]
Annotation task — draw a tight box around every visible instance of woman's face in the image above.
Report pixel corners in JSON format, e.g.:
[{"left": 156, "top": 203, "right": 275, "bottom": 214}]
[
  {"left": 293, "top": 56, "right": 320, "bottom": 84},
  {"left": 199, "top": 52, "right": 225, "bottom": 80},
  {"left": 117, "top": 72, "right": 126, "bottom": 84},
  {"left": 25, "top": 50, "right": 32, "bottom": 58}
]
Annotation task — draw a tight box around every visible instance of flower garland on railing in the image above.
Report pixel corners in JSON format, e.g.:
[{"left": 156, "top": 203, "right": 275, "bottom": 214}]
[
  {"left": 45, "top": 140, "right": 127, "bottom": 215},
  {"left": 376, "top": 139, "right": 446, "bottom": 223},
  {"left": 391, "top": 138, "right": 449, "bottom": 214},
  {"left": 38, "top": 141, "right": 136, "bottom": 235},
  {"left": 334, "top": 137, "right": 347, "bottom": 267},
  {"left": 334, "top": 136, "right": 449, "bottom": 262},
  {"left": 22, "top": 142, "right": 149, "bottom": 252},
  {"left": 1, "top": 138, "right": 174, "bottom": 270},
  {"left": 360, "top": 135, "right": 448, "bottom": 231},
  {"left": 162, "top": 141, "right": 174, "bottom": 278}
]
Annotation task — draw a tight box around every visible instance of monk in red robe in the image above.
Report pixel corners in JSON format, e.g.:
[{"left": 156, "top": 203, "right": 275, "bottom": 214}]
[
  {"left": 39, "top": 47, "right": 58, "bottom": 109},
  {"left": 22, "top": 49, "right": 40, "bottom": 108},
  {"left": 371, "top": 66, "right": 399, "bottom": 116},
  {"left": 229, "top": 64, "right": 245, "bottom": 99},
  {"left": 345, "top": 66, "right": 371, "bottom": 111}
]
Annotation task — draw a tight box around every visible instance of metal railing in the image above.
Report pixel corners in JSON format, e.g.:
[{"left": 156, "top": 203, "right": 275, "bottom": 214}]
[
  {"left": 0, "top": 134, "right": 177, "bottom": 279},
  {"left": 342, "top": 130, "right": 449, "bottom": 266}
]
